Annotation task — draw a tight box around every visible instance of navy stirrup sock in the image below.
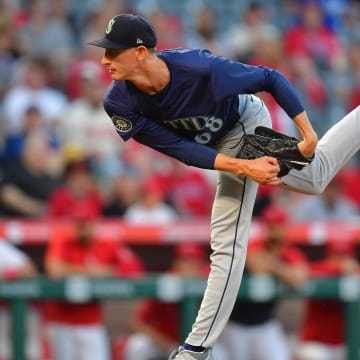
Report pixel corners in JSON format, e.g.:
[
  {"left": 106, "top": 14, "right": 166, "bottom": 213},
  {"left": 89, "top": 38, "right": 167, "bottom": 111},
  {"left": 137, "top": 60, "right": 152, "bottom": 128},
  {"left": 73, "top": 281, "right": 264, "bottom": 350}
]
[{"left": 183, "top": 343, "right": 205, "bottom": 352}]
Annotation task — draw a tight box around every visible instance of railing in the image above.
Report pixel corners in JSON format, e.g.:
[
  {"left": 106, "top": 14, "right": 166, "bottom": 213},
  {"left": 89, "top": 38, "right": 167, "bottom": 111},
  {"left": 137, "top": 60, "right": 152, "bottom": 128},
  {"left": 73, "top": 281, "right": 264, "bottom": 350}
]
[
  {"left": 1, "top": 275, "right": 360, "bottom": 360},
  {"left": 1, "top": 218, "right": 360, "bottom": 245}
]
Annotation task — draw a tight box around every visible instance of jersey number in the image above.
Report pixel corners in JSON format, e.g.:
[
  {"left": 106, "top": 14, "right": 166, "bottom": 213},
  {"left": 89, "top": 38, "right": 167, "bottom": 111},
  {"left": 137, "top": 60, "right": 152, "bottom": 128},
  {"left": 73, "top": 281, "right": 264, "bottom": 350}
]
[{"left": 194, "top": 116, "right": 223, "bottom": 144}]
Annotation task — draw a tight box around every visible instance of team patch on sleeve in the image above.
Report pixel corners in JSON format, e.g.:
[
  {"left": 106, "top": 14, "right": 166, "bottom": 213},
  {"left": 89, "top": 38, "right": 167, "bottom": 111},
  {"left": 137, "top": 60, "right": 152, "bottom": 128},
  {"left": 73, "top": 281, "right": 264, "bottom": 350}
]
[{"left": 111, "top": 116, "right": 133, "bottom": 132}]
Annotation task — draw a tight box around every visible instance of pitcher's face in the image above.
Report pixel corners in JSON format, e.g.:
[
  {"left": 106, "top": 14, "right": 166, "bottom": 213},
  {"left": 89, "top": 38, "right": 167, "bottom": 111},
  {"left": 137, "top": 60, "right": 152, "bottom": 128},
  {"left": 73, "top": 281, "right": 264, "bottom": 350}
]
[{"left": 101, "top": 47, "right": 142, "bottom": 80}]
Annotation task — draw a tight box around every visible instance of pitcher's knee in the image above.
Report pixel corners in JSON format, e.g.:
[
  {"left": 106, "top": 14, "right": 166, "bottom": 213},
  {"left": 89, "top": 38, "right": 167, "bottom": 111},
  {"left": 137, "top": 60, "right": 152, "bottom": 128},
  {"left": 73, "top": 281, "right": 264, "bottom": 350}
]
[
  {"left": 306, "top": 179, "right": 331, "bottom": 195},
  {"left": 306, "top": 182, "right": 328, "bottom": 195}
]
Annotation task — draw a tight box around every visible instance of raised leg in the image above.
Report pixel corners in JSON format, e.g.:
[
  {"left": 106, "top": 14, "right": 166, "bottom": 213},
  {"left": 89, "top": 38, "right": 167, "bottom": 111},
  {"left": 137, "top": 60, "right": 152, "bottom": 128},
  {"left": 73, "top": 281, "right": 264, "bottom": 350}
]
[{"left": 282, "top": 106, "right": 360, "bottom": 195}]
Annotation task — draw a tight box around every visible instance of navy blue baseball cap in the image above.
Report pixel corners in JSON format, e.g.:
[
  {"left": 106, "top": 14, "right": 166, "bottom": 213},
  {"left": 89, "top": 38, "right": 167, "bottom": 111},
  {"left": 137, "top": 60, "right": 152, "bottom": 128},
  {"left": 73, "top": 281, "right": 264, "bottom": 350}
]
[{"left": 88, "top": 13, "right": 157, "bottom": 49}]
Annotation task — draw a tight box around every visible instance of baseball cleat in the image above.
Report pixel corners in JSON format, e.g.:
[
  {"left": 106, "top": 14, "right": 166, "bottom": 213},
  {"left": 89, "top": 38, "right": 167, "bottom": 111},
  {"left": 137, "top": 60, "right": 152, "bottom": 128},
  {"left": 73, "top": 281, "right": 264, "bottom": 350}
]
[{"left": 168, "top": 346, "right": 214, "bottom": 360}]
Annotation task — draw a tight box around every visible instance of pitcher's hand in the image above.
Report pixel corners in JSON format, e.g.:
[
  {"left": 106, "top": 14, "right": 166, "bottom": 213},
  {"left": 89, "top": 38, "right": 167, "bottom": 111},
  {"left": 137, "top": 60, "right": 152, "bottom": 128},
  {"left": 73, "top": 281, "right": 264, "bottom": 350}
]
[
  {"left": 241, "top": 157, "right": 283, "bottom": 185},
  {"left": 214, "top": 153, "right": 282, "bottom": 185}
]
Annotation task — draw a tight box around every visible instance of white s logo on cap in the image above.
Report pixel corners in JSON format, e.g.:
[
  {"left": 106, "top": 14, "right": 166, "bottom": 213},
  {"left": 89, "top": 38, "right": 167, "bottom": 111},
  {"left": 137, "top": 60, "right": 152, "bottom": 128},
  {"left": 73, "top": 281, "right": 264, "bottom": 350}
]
[{"left": 106, "top": 18, "right": 115, "bottom": 34}]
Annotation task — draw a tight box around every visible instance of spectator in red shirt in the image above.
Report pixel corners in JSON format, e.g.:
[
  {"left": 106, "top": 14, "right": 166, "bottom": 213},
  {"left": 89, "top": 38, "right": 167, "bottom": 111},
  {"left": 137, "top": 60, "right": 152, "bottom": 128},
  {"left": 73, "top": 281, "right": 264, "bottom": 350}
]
[
  {"left": 44, "top": 213, "right": 144, "bottom": 360},
  {"left": 46, "top": 156, "right": 103, "bottom": 219},
  {"left": 283, "top": 0, "right": 345, "bottom": 73},
  {"left": 152, "top": 158, "right": 215, "bottom": 218},
  {"left": 294, "top": 239, "right": 359, "bottom": 360}
]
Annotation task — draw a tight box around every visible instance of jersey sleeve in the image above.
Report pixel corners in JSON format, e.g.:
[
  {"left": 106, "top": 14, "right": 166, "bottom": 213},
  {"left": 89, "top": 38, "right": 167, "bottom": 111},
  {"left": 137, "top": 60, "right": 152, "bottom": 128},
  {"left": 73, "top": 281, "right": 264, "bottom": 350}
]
[
  {"left": 103, "top": 96, "right": 147, "bottom": 142},
  {"left": 208, "top": 54, "right": 304, "bottom": 118},
  {"left": 133, "top": 119, "right": 218, "bottom": 169},
  {"left": 104, "top": 84, "right": 218, "bottom": 169}
]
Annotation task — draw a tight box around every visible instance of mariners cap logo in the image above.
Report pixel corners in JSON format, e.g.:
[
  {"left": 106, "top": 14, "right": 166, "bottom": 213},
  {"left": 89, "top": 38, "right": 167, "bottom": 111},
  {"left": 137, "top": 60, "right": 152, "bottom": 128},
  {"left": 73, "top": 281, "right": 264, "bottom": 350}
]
[
  {"left": 106, "top": 18, "right": 115, "bottom": 34},
  {"left": 112, "top": 116, "right": 133, "bottom": 132},
  {"left": 89, "top": 14, "right": 157, "bottom": 50}
]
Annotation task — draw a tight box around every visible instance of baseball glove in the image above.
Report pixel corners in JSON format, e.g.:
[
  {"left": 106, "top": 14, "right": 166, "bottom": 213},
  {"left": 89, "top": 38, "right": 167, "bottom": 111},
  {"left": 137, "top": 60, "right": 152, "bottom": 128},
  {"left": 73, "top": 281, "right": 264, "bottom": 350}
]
[{"left": 237, "top": 126, "right": 314, "bottom": 177}]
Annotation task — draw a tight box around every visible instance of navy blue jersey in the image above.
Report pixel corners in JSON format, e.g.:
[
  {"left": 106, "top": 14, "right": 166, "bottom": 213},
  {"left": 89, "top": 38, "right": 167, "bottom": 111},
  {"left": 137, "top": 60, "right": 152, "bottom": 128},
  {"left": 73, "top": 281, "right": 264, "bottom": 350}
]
[{"left": 103, "top": 48, "right": 304, "bottom": 169}]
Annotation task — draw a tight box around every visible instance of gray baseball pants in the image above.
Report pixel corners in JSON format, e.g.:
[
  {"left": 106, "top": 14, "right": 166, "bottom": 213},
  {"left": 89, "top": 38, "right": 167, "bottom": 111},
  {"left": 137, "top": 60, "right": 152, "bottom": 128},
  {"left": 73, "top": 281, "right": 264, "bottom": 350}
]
[{"left": 185, "top": 96, "right": 360, "bottom": 348}]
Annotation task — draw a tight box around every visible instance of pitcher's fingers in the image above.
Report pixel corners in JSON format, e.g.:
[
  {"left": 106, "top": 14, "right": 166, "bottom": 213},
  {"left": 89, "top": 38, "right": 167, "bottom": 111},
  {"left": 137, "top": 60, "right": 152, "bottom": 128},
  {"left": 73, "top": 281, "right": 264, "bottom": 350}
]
[
  {"left": 265, "top": 156, "right": 279, "bottom": 165},
  {"left": 265, "top": 177, "right": 283, "bottom": 186}
]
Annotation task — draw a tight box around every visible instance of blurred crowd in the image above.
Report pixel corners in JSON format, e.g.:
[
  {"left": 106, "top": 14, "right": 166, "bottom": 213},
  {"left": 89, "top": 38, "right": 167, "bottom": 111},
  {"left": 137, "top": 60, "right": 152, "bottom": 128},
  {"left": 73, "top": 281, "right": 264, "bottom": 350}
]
[
  {"left": 0, "top": 0, "right": 359, "bottom": 223},
  {"left": 0, "top": 0, "right": 359, "bottom": 359},
  {"left": 0, "top": 0, "right": 360, "bottom": 223}
]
